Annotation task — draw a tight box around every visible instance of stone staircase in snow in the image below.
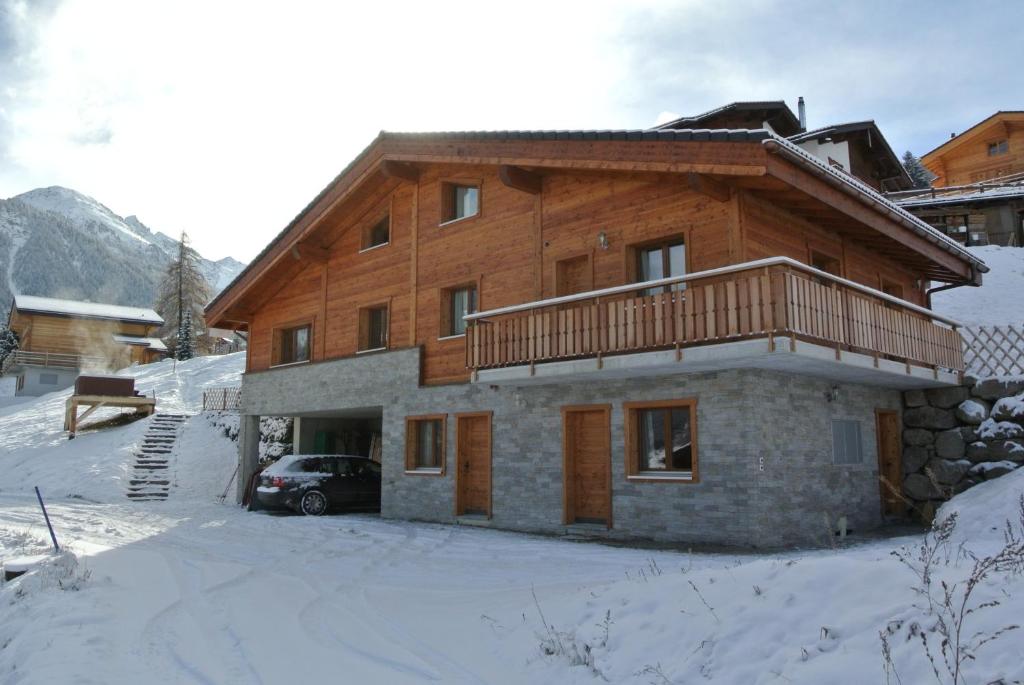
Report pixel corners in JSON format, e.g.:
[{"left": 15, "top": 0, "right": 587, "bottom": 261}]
[{"left": 126, "top": 413, "right": 189, "bottom": 501}]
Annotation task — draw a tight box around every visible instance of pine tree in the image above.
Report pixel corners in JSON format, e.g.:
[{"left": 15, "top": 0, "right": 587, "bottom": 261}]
[
  {"left": 176, "top": 310, "right": 195, "bottom": 361},
  {"left": 902, "top": 151, "right": 934, "bottom": 189},
  {"left": 155, "top": 231, "right": 211, "bottom": 357},
  {"left": 0, "top": 326, "right": 19, "bottom": 368}
]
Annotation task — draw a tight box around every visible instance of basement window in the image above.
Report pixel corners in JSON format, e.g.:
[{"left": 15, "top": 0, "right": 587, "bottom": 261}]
[
  {"left": 273, "top": 324, "right": 311, "bottom": 366},
  {"left": 361, "top": 214, "right": 390, "bottom": 251},
  {"left": 831, "top": 419, "right": 863, "bottom": 465},
  {"left": 988, "top": 140, "right": 1009, "bottom": 156},
  {"left": 625, "top": 399, "right": 698, "bottom": 481},
  {"left": 358, "top": 304, "right": 389, "bottom": 352},
  {"left": 405, "top": 415, "right": 446, "bottom": 474},
  {"left": 441, "top": 183, "right": 480, "bottom": 224}
]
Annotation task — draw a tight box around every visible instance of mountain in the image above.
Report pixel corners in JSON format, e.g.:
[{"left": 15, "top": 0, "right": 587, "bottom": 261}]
[{"left": 0, "top": 186, "right": 245, "bottom": 313}]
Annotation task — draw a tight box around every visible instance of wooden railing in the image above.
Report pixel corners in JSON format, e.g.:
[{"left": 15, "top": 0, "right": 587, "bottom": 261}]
[
  {"left": 465, "top": 257, "right": 965, "bottom": 374},
  {"left": 203, "top": 386, "right": 242, "bottom": 411},
  {"left": 0, "top": 350, "right": 108, "bottom": 375}
]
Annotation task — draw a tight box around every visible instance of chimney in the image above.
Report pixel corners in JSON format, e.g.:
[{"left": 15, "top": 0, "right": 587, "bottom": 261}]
[
  {"left": 798, "top": 96, "right": 807, "bottom": 131},
  {"left": 950, "top": 132, "right": 956, "bottom": 139}
]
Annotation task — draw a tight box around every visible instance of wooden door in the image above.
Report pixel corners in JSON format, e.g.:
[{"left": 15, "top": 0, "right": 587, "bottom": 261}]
[
  {"left": 875, "top": 409, "right": 904, "bottom": 516},
  {"left": 456, "top": 413, "right": 491, "bottom": 516},
  {"left": 555, "top": 254, "right": 592, "bottom": 296},
  {"left": 562, "top": 406, "right": 611, "bottom": 527}
]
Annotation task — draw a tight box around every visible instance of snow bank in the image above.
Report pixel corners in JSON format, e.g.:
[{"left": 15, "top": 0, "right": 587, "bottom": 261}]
[{"left": 932, "top": 245, "right": 1024, "bottom": 326}]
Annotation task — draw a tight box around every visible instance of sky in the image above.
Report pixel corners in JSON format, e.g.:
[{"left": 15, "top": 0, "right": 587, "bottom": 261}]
[{"left": 0, "top": 0, "right": 1021, "bottom": 263}]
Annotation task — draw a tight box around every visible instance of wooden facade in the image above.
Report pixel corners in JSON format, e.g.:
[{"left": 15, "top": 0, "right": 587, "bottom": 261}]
[
  {"left": 923, "top": 112, "right": 1024, "bottom": 187},
  {"left": 208, "top": 133, "right": 979, "bottom": 386}
]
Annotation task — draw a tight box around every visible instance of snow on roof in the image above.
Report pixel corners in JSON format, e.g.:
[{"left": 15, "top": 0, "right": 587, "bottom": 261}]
[
  {"left": 13, "top": 295, "right": 164, "bottom": 325},
  {"left": 890, "top": 173, "right": 1024, "bottom": 209},
  {"left": 112, "top": 335, "right": 168, "bottom": 352}
]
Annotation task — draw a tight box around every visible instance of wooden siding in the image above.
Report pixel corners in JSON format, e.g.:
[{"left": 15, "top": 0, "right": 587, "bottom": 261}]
[{"left": 7, "top": 310, "right": 161, "bottom": 370}]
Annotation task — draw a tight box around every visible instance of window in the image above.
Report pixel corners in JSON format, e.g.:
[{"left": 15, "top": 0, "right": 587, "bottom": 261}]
[
  {"left": 273, "top": 324, "right": 311, "bottom": 366},
  {"left": 442, "top": 284, "right": 478, "bottom": 337},
  {"left": 441, "top": 183, "right": 480, "bottom": 223},
  {"left": 39, "top": 373, "right": 58, "bottom": 385},
  {"left": 405, "top": 415, "right": 446, "bottom": 474},
  {"left": 624, "top": 400, "right": 698, "bottom": 480},
  {"left": 362, "top": 214, "right": 390, "bottom": 251},
  {"left": 988, "top": 140, "right": 1009, "bottom": 156},
  {"left": 831, "top": 419, "right": 863, "bottom": 465},
  {"left": 880, "top": 279, "right": 904, "bottom": 299},
  {"left": 358, "top": 304, "right": 388, "bottom": 351},
  {"left": 635, "top": 238, "right": 686, "bottom": 296},
  {"left": 810, "top": 250, "right": 841, "bottom": 276}
]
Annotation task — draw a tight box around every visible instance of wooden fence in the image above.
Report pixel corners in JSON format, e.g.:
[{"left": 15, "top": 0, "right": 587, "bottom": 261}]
[
  {"left": 203, "top": 386, "right": 242, "bottom": 412},
  {"left": 961, "top": 325, "right": 1024, "bottom": 378}
]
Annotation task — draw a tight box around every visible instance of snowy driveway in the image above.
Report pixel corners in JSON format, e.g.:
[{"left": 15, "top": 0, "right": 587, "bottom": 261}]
[{"left": 0, "top": 495, "right": 729, "bottom": 684}]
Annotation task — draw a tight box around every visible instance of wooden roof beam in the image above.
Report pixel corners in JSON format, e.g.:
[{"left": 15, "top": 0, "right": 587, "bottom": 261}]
[
  {"left": 686, "top": 173, "right": 731, "bottom": 202},
  {"left": 290, "top": 242, "right": 329, "bottom": 264},
  {"left": 498, "top": 165, "right": 542, "bottom": 194},
  {"left": 380, "top": 160, "right": 420, "bottom": 183}
]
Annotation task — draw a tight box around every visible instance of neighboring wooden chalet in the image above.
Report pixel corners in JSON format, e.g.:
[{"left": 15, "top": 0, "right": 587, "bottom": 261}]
[
  {"left": 3, "top": 295, "right": 165, "bottom": 396},
  {"left": 889, "top": 112, "right": 1024, "bottom": 247},
  {"left": 208, "top": 116, "right": 986, "bottom": 547}
]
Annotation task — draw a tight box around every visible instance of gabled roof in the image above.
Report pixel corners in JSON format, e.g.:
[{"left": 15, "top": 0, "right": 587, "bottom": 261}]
[
  {"left": 12, "top": 295, "right": 163, "bottom": 325},
  {"left": 922, "top": 111, "right": 1024, "bottom": 161},
  {"left": 112, "top": 334, "right": 169, "bottom": 352},
  {"left": 655, "top": 101, "right": 802, "bottom": 137},
  {"left": 788, "top": 120, "right": 914, "bottom": 190}
]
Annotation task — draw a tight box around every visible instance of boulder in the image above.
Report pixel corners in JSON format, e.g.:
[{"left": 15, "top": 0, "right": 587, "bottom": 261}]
[
  {"left": 902, "top": 446, "right": 930, "bottom": 473},
  {"left": 951, "top": 478, "right": 980, "bottom": 496},
  {"left": 969, "top": 461, "right": 1018, "bottom": 480},
  {"left": 977, "top": 419, "right": 1024, "bottom": 440},
  {"left": 960, "top": 426, "right": 979, "bottom": 442},
  {"left": 966, "top": 440, "right": 1024, "bottom": 463},
  {"left": 903, "top": 389, "right": 927, "bottom": 408},
  {"left": 903, "top": 429, "right": 934, "bottom": 446},
  {"left": 933, "top": 429, "right": 966, "bottom": 459},
  {"left": 925, "top": 386, "right": 969, "bottom": 409},
  {"left": 904, "top": 473, "right": 942, "bottom": 501},
  {"left": 991, "top": 395, "right": 1024, "bottom": 423},
  {"left": 955, "top": 398, "right": 990, "bottom": 425},
  {"left": 925, "top": 458, "right": 972, "bottom": 485},
  {"left": 904, "top": 406, "right": 957, "bottom": 430},
  {"left": 973, "top": 378, "right": 1024, "bottom": 401}
]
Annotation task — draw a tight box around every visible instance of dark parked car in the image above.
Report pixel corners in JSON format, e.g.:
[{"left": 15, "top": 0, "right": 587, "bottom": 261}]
[{"left": 254, "top": 454, "right": 381, "bottom": 515}]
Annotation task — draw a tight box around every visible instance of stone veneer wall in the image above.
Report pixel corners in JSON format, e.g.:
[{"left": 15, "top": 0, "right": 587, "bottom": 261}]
[
  {"left": 902, "top": 378, "right": 1024, "bottom": 519},
  {"left": 240, "top": 348, "right": 900, "bottom": 548}
]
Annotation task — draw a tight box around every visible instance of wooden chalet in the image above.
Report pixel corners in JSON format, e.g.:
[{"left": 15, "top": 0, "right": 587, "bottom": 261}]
[
  {"left": 4, "top": 295, "right": 165, "bottom": 396},
  {"left": 208, "top": 111, "right": 986, "bottom": 547}
]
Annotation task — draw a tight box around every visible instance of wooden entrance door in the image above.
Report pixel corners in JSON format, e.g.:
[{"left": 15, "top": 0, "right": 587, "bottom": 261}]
[
  {"left": 875, "top": 409, "right": 904, "bottom": 516},
  {"left": 456, "top": 413, "right": 492, "bottom": 516},
  {"left": 562, "top": 405, "right": 611, "bottom": 527},
  {"left": 555, "top": 254, "right": 592, "bottom": 296}
]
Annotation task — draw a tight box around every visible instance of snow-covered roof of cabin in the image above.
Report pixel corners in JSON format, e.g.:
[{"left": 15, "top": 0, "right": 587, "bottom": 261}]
[
  {"left": 13, "top": 295, "right": 164, "bottom": 325},
  {"left": 112, "top": 334, "right": 168, "bottom": 352},
  {"left": 889, "top": 172, "right": 1024, "bottom": 209}
]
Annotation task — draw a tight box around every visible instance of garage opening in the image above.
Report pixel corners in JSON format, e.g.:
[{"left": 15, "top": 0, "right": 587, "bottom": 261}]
[{"left": 292, "top": 407, "right": 383, "bottom": 462}]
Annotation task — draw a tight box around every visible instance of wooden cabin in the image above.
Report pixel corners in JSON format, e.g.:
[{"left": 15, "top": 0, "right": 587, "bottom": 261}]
[
  {"left": 922, "top": 111, "right": 1024, "bottom": 187},
  {"left": 3, "top": 295, "right": 165, "bottom": 396},
  {"left": 208, "top": 120, "right": 986, "bottom": 547}
]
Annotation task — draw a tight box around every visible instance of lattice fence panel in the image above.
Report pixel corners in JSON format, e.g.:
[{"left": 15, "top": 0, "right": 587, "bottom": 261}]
[
  {"left": 203, "top": 386, "right": 242, "bottom": 412},
  {"left": 961, "top": 325, "right": 1024, "bottom": 378}
]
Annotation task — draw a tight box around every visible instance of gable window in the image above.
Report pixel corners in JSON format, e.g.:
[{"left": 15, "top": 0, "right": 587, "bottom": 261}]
[
  {"left": 441, "top": 284, "right": 478, "bottom": 337},
  {"left": 988, "top": 140, "right": 1009, "bottom": 156},
  {"left": 831, "top": 419, "right": 863, "bottom": 465},
  {"left": 273, "top": 323, "right": 311, "bottom": 366},
  {"left": 635, "top": 238, "right": 686, "bottom": 296},
  {"left": 405, "top": 415, "right": 446, "bottom": 474},
  {"left": 441, "top": 183, "right": 480, "bottom": 224},
  {"left": 361, "top": 214, "right": 390, "bottom": 251},
  {"left": 358, "top": 304, "right": 388, "bottom": 352},
  {"left": 624, "top": 400, "right": 698, "bottom": 481}
]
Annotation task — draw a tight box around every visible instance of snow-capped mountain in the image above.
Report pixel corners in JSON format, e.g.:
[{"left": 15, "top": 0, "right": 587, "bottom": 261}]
[{"left": 0, "top": 186, "right": 245, "bottom": 310}]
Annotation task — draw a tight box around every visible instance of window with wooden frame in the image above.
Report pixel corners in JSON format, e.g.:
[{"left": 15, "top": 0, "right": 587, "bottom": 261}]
[
  {"left": 624, "top": 400, "right": 698, "bottom": 480},
  {"left": 440, "top": 283, "right": 478, "bottom": 338},
  {"left": 879, "top": 278, "right": 904, "bottom": 299},
  {"left": 988, "top": 139, "right": 1009, "bottom": 156},
  {"left": 272, "top": 322, "right": 312, "bottom": 366},
  {"left": 357, "top": 304, "right": 388, "bottom": 352},
  {"left": 809, "top": 249, "right": 841, "bottom": 277},
  {"left": 405, "top": 415, "right": 446, "bottom": 474},
  {"left": 361, "top": 214, "right": 390, "bottom": 251},
  {"left": 632, "top": 237, "right": 686, "bottom": 296},
  {"left": 441, "top": 182, "right": 480, "bottom": 224}
]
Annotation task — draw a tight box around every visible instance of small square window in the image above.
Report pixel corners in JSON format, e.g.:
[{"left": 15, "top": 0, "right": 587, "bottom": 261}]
[
  {"left": 442, "top": 183, "right": 480, "bottom": 223},
  {"left": 362, "top": 215, "right": 390, "bottom": 250},
  {"left": 831, "top": 419, "right": 863, "bottom": 465},
  {"left": 987, "top": 140, "right": 1009, "bottom": 156},
  {"left": 273, "top": 324, "right": 311, "bottom": 366},
  {"left": 358, "top": 305, "right": 388, "bottom": 352},
  {"left": 442, "top": 284, "right": 477, "bottom": 337},
  {"left": 405, "top": 415, "right": 446, "bottom": 474},
  {"left": 625, "top": 400, "right": 698, "bottom": 480}
]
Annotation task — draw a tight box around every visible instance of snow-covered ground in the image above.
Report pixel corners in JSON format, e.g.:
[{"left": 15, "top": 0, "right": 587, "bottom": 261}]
[
  {"left": 1, "top": 353, "right": 1023, "bottom": 683},
  {"left": 933, "top": 245, "right": 1024, "bottom": 326}
]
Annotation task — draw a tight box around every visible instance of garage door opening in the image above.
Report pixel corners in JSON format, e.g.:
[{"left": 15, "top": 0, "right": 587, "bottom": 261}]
[{"left": 292, "top": 408, "right": 383, "bottom": 462}]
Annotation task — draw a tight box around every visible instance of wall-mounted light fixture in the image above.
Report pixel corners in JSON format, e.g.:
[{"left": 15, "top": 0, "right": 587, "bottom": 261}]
[
  {"left": 825, "top": 385, "right": 840, "bottom": 402},
  {"left": 597, "top": 231, "right": 609, "bottom": 250}
]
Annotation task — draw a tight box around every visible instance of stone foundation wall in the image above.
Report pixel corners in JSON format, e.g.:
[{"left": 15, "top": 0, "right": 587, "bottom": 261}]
[{"left": 902, "top": 378, "right": 1024, "bottom": 518}]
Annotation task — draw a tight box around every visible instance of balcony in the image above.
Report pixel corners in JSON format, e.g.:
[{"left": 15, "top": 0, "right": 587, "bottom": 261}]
[
  {"left": 464, "top": 257, "right": 965, "bottom": 389},
  {"left": 1, "top": 350, "right": 108, "bottom": 375}
]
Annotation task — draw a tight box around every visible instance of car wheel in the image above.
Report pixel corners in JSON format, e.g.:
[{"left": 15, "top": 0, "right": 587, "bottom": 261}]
[{"left": 300, "top": 490, "right": 328, "bottom": 516}]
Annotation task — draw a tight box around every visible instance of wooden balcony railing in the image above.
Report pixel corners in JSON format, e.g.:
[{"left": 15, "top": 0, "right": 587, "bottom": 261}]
[
  {"left": 1, "top": 350, "right": 109, "bottom": 375},
  {"left": 465, "top": 257, "right": 965, "bottom": 374}
]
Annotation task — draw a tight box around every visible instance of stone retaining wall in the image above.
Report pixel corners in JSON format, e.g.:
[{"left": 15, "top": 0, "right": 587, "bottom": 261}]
[{"left": 903, "top": 378, "right": 1024, "bottom": 518}]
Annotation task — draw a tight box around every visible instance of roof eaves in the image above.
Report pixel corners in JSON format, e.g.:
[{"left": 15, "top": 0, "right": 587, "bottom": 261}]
[{"left": 921, "top": 111, "right": 1024, "bottom": 160}]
